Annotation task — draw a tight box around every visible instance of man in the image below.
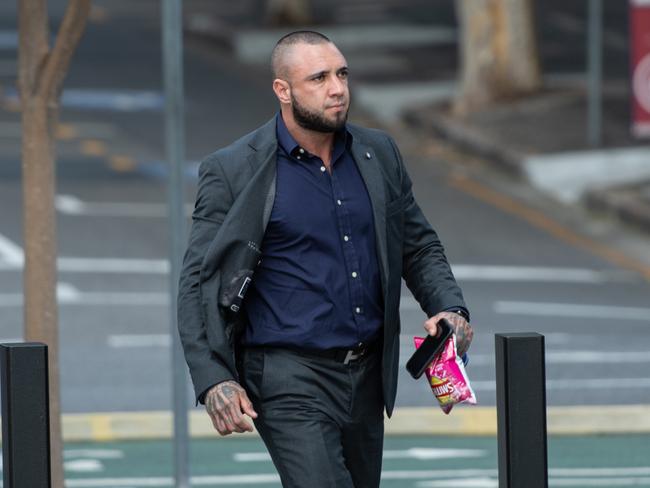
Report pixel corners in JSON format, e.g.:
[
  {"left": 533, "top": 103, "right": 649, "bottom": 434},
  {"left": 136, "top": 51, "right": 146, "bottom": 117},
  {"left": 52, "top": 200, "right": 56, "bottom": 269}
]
[{"left": 178, "top": 30, "right": 473, "bottom": 488}]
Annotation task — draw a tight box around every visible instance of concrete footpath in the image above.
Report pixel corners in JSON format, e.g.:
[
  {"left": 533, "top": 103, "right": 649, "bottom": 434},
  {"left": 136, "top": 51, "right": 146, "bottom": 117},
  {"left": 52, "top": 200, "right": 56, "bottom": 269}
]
[{"left": 404, "top": 82, "right": 650, "bottom": 234}]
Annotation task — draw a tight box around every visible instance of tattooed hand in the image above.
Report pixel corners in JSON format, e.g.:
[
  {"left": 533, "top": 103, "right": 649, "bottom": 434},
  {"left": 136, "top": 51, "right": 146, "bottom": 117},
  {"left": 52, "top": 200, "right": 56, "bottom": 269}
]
[
  {"left": 205, "top": 380, "right": 258, "bottom": 436},
  {"left": 423, "top": 311, "right": 474, "bottom": 357}
]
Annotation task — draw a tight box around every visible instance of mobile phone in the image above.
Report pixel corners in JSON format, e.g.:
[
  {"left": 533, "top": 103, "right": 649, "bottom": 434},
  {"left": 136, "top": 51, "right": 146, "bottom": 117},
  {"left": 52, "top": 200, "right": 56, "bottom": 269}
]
[{"left": 406, "top": 318, "right": 453, "bottom": 379}]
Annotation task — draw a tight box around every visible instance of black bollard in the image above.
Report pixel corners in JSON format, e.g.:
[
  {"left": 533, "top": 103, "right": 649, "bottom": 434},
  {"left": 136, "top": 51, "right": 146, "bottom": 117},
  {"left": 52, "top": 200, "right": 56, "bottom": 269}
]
[
  {"left": 495, "top": 333, "right": 548, "bottom": 488},
  {"left": 1, "top": 342, "right": 52, "bottom": 488}
]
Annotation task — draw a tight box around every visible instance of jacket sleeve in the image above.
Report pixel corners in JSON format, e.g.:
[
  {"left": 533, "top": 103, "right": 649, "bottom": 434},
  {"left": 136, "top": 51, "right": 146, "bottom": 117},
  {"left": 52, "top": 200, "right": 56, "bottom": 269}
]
[
  {"left": 177, "top": 154, "right": 235, "bottom": 404},
  {"left": 388, "top": 137, "right": 468, "bottom": 317}
]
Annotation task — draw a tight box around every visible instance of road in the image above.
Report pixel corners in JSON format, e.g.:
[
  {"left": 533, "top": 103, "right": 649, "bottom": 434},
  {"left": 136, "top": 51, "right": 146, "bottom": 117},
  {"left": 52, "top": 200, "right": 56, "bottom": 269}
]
[
  {"left": 0, "top": 0, "right": 649, "bottom": 416},
  {"left": 9, "top": 434, "right": 648, "bottom": 488}
]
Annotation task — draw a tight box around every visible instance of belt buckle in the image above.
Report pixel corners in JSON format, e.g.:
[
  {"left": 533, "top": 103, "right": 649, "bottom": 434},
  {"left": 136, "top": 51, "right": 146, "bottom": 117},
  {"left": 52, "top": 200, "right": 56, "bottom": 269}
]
[{"left": 343, "top": 345, "right": 365, "bottom": 365}]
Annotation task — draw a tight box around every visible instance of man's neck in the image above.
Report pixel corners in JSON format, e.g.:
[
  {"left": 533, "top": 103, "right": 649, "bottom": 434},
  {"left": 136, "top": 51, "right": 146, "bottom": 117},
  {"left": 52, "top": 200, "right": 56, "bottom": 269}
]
[{"left": 282, "top": 112, "right": 336, "bottom": 167}]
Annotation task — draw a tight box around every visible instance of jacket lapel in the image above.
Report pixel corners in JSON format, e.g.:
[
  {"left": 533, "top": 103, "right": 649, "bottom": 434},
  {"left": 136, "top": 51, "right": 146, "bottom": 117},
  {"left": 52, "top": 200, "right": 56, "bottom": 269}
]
[{"left": 351, "top": 142, "right": 389, "bottom": 293}]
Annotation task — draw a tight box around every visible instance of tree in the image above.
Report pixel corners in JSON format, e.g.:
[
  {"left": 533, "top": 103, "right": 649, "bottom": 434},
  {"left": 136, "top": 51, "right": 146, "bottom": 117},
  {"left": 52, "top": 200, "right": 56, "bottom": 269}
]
[
  {"left": 453, "top": 0, "right": 542, "bottom": 116},
  {"left": 265, "top": 0, "right": 312, "bottom": 26},
  {"left": 18, "top": 1, "right": 90, "bottom": 486}
]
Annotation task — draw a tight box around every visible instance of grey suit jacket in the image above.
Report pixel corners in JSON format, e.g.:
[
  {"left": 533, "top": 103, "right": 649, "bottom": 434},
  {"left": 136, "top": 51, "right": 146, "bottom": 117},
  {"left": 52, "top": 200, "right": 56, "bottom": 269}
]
[{"left": 177, "top": 117, "right": 466, "bottom": 416}]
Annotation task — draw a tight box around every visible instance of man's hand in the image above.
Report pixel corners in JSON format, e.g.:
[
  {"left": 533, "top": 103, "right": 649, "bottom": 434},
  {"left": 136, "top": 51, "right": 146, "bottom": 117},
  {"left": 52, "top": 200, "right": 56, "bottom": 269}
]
[
  {"left": 423, "top": 311, "right": 474, "bottom": 357},
  {"left": 205, "top": 380, "right": 258, "bottom": 436}
]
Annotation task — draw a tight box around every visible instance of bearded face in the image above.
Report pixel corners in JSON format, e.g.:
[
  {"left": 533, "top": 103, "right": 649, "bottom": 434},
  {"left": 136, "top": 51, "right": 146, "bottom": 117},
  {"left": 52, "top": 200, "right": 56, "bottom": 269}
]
[{"left": 290, "top": 90, "right": 349, "bottom": 133}]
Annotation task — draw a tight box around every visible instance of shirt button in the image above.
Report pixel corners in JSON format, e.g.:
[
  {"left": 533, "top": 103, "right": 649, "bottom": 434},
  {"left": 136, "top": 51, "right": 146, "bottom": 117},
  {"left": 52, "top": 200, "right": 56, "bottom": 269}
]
[
  {"left": 337, "top": 199, "right": 342, "bottom": 205},
  {"left": 351, "top": 272, "right": 358, "bottom": 278},
  {"left": 320, "top": 166, "right": 326, "bottom": 172},
  {"left": 296, "top": 155, "right": 301, "bottom": 160},
  {"left": 299, "top": 148, "right": 305, "bottom": 154},
  {"left": 343, "top": 235, "right": 349, "bottom": 242},
  {"left": 355, "top": 307, "right": 361, "bottom": 314}
]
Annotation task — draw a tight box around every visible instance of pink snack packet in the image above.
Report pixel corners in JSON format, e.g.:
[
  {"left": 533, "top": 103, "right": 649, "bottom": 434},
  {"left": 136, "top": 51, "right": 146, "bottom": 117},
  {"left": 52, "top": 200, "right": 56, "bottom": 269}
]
[{"left": 413, "top": 335, "right": 477, "bottom": 414}]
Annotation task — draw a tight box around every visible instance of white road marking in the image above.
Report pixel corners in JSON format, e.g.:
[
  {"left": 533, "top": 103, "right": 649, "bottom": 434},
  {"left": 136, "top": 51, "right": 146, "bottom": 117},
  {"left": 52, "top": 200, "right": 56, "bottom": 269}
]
[
  {"left": 471, "top": 377, "right": 650, "bottom": 391},
  {"left": 64, "top": 459, "right": 104, "bottom": 473},
  {"left": 57, "top": 257, "right": 169, "bottom": 274},
  {"left": 494, "top": 301, "right": 650, "bottom": 321},
  {"left": 0, "top": 255, "right": 170, "bottom": 273},
  {"left": 450, "top": 265, "right": 628, "bottom": 283},
  {"left": 60, "top": 291, "right": 168, "bottom": 306},
  {"left": 61, "top": 89, "right": 164, "bottom": 112},
  {"left": 445, "top": 350, "right": 650, "bottom": 366},
  {"left": 55, "top": 194, "right": 85, "bottom": 213},
  {"left": 419, "top": 478, "right": 650, "bottom": 488},
  {"left": 400, "top": 332, "right": 572, "bottom": 347},
  {"left": 108, "top": 334, "right": 171, "bottom": 348},
  {"left": 0, "top": 237, "right": 634, "bottom": 286},
  {"left": 64, "top": 449, "right": 124, "bottom": 459},
  {"left": 548, "top": 479, "right": 650, "bottom": 487},
  {"left": 50, "top": 468, "right": 650, "bottom": 487},
  {"left": 58, "top": 282, "right": 82, "bottom": 301},
  {"left": 55, "top": 194, "right": 193, "bottom": 218},
  {"left": 0, "top": 233, "right": 24, "bottom": 265},
  {"left": 417, "top": 479, "right": 496, "bottom": 488},
  {"left": 0, "top": 290, "right": 168, "bottom": 307},
  {"left": 0, "top": 338, "right": 23, "bottom": 343},
  {"left": 0, "top": 282, "right": 82, "bottom": 306},
  {"left": 234, "top": 448, "right": 485, "bottom": 463}
]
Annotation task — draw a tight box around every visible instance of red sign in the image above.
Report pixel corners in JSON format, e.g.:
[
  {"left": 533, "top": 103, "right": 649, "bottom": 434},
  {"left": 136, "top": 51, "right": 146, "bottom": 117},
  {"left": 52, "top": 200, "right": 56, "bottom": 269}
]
[{"left": 631, "top": 0, "right": 650, "bottom": 137}]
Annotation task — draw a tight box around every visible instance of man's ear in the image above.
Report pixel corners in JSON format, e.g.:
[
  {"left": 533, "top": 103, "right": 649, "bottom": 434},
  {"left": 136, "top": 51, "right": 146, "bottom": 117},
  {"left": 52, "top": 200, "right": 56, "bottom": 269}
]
[{"left": 273, "top": 79, "right": 291, "bottom": 105}]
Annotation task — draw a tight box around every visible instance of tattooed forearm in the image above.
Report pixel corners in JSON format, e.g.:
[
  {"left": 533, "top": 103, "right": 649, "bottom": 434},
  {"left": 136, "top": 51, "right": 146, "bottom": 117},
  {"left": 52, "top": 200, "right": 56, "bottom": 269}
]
[
  {"left": 445, "top": 313, "right": 473, "bottom": 356},
  {"left": 204, "top": 380, "right": 257, "bottom": 436},
  {"left": 424, "top": 312, "right": 473, "bottom": 357}
]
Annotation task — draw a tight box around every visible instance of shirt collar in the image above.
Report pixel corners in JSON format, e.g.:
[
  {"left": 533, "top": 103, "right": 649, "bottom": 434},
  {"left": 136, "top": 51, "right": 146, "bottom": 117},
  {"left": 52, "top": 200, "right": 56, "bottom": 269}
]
[{"left": 276, "top": 112, "right": 351, "bottom": 161}]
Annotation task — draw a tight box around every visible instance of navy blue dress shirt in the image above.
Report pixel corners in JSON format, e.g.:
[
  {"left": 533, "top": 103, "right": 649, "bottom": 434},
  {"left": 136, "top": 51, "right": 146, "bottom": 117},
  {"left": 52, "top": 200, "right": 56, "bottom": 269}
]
[{"left": 243, "top": 115, "right": 383, "bottom": 349}]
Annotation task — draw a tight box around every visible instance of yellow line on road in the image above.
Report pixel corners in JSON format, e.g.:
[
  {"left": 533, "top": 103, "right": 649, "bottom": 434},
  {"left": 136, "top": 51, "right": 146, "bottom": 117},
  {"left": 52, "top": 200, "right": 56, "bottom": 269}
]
[
  {"left": 56, "top": 123, "right": 79, "bottom": 140},
  {"left": 108, "top": 155, "right": 137, "bottom": 172},
  {"left": 80, "top": 139, "right": 108, "bottom": 157},
  {"left": 449, "top": 175, "right": 650, "bottom": 280},
  {"left": 58, "top": 405, "right": 650, "bottom": 441}
]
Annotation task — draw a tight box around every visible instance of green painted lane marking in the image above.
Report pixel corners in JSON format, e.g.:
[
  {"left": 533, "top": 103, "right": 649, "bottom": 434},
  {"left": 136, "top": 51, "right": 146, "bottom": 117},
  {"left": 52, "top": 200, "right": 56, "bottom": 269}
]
[{"left": 2, "top": 435, "right": 649, "bottom": 487}]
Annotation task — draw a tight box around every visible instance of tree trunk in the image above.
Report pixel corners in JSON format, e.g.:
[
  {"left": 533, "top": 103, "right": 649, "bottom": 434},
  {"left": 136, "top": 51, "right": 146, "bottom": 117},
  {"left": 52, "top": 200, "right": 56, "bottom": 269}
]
[
  {"left": 453, "top": 0, "right": 542, "bottom": 116},
  {"left": 18, "top": 0, "right": 90, "bottom": 486},
  {"left": 22, "top": 96, "right": 64, "bottom": 488}
]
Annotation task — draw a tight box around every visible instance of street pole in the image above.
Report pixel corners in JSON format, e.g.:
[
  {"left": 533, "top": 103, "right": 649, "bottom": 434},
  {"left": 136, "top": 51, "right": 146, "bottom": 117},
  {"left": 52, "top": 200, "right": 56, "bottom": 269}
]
[
  {"left": 1, "top": 343, "right": 52, "bottom": 488},
  {"left": 587, "top": 0, "right": 603, "bottom": 147},
  {"left": 162, "top": 0, "right": 190, "bottom": 487},
  {"left": 495, "top": 333, "right": 548, "bottom": 488}
]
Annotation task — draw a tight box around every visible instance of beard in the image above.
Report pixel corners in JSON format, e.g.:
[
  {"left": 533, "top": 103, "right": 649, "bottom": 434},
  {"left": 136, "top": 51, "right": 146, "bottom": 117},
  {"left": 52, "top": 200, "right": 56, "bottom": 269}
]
[{"left": 291, "top": 93, "right": 349, "bottom": 133}]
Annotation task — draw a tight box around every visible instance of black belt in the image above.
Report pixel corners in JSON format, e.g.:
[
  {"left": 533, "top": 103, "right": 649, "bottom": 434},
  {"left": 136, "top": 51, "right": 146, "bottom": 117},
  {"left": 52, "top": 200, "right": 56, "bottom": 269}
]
[
  {"left": 292, "top": 341, "right": 379, "bottom": 364},
  {"left": 246, "top": 341, "right": 379, "bottom": 365}
]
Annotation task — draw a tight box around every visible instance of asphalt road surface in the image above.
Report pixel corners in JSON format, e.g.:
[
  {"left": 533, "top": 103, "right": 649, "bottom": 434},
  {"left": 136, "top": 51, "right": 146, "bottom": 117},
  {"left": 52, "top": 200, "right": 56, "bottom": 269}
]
[{"left": 0, "top": 1, "right": 649, "bottom": 414}]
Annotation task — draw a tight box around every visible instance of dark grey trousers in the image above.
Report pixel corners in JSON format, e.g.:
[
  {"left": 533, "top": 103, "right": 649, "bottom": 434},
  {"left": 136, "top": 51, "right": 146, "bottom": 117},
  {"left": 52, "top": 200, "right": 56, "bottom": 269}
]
[{"left": 239, "top": 347, "right": 385, "bottom": 488}]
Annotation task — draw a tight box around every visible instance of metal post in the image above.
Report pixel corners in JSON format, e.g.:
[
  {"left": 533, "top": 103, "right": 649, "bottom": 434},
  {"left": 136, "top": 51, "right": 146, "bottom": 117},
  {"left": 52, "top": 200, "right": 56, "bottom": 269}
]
[
  {"left": 1, "top": 343, "right": 51, "bottom": 488},
  {"left": 495, "top": 333, "right": 548, "bottom": 488},
  {"left": 162, "top": 0, "right": 190, "bottom": 486},
  {"left": 587, "top": 0, "right": 603, "bottom": 146}
]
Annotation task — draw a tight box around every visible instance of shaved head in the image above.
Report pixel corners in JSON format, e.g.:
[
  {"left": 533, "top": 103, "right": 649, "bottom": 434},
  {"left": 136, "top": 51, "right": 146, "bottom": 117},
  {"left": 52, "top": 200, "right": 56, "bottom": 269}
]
[{"left": 271, "top": 30, "right": 332, "bottom": 80}]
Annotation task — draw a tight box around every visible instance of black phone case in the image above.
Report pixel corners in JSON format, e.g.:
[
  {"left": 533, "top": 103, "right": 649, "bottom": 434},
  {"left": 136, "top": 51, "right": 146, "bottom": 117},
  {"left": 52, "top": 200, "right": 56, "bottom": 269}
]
[{"left": 406, "top": 318, "right": 453, "bottom": 379}]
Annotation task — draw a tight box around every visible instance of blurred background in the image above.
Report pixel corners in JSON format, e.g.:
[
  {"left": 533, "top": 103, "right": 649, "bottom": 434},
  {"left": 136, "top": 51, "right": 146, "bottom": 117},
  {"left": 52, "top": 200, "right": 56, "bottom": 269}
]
[{"left": 1, "top": 0, "right": 649, "bottom": 486}]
